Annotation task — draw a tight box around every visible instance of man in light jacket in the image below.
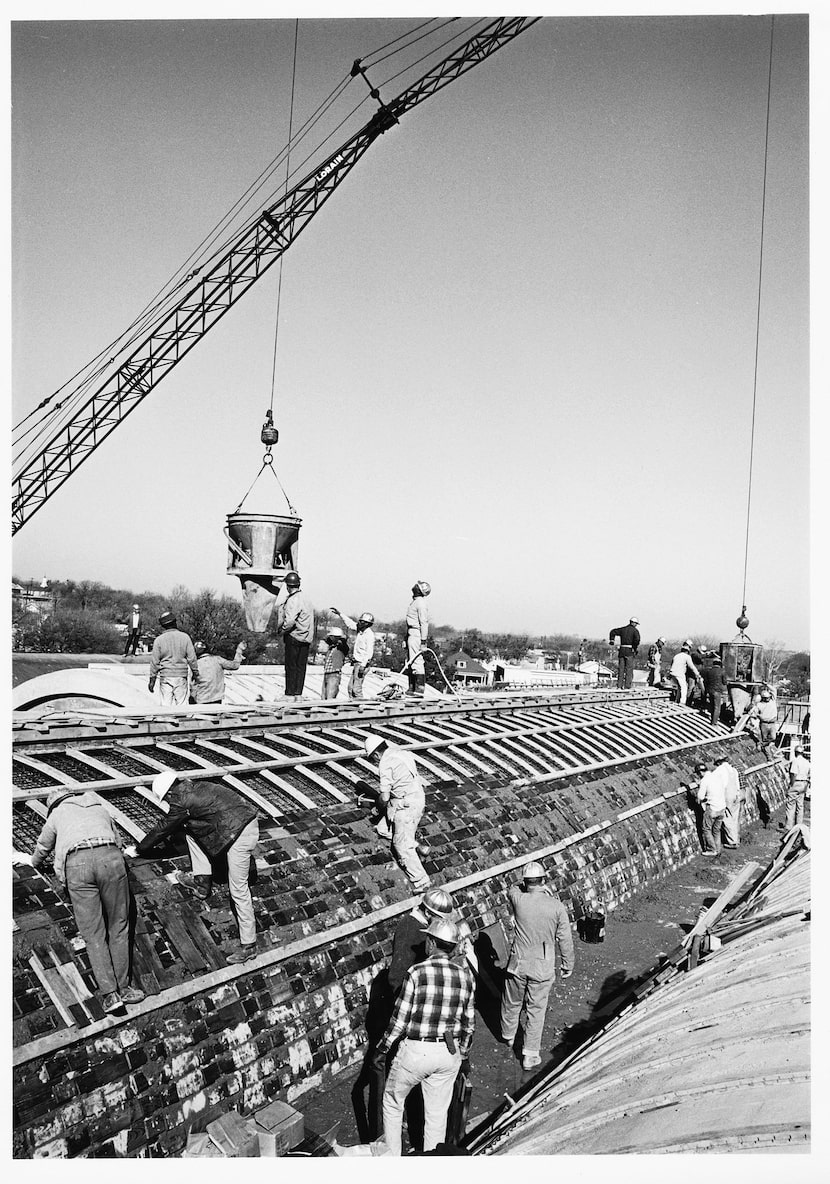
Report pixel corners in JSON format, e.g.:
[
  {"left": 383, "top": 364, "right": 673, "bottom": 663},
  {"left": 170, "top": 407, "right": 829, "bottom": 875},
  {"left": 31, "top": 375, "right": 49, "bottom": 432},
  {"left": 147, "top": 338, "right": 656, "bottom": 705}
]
[
  {"left": 276, "top": 572, "right": 314, "bottom": 699},
  {"left": 405, "top": 581, "right": 431, "bottom": 697},
  {"left": 330, "top": 607, "right": 376, "bottom": 699},
  {"left": 500, "top": 860, "right": 574, "bottom": 1071},
  {"left": 148, "top": 610, "right": 199, "bottom": 706},
  {"left": 364, "top": 734, "right": 430, "bottom": 892}
]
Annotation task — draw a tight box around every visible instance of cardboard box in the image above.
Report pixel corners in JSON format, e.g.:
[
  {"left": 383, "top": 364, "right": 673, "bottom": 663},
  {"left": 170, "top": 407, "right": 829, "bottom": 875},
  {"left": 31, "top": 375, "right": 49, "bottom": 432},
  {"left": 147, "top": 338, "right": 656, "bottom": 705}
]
[
  {"left": 206, "top": 1110, "right": 260, "bottom": 1158},
  {"left": 253, "top": 1100, "right": 304, "bottom": 1157},
  {"left": 182, "top": 1132, "right": 222, "bottom": 1158}
]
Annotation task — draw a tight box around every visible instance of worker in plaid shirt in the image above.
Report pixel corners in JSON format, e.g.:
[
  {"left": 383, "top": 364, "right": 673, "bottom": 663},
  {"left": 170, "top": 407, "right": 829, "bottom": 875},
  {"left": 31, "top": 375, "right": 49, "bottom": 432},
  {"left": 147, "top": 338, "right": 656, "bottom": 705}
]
[{"left": 379, "top": 916, "right": 476, "bottom": 1154}]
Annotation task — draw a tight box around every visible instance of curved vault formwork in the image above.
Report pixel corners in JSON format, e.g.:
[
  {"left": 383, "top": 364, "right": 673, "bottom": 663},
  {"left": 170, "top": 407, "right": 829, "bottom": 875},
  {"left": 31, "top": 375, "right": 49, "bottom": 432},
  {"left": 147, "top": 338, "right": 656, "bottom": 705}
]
[{"left": 12, "top": 690, "right": 789, "bottom": 1158}]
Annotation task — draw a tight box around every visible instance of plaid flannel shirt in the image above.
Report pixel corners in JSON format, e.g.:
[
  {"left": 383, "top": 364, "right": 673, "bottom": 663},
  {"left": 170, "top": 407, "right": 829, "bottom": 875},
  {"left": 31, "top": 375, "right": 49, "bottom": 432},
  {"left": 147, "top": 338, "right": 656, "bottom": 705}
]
[
  {"left": 379, "top": 951, "right": 476, "bottom": 1056},
  {"left": 323, "top": 646, "right": 345, "bottom": 675}
]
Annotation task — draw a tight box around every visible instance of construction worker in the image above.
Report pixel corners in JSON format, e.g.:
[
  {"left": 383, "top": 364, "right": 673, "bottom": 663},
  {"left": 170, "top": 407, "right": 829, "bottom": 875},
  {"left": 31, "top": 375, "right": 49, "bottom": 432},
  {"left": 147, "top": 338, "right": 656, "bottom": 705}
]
[
  {"left": 19, "top": 787, "right": 146, "bottom": 1013},
  {"left": 746, "top": 686, "right": 778, "bottom": 755},
  {"left": 148, "top": 610, "right": 199, "bottom": 706},
  {"left": 608, "top": 617, "right": 640, "bottom": 689},
  {"left": 646, "top": 637, "right": 666, "bottom": 686},
  {"left": 695, "top": 761, "right": 727, "bottom": 856},
  {"left": 330, "top": 607, "right": 376, "bottom": 699},
  {"left": 716, "top": 755, "right": 743, "bottom": 848},
  {"left": 406, "top": 581, "right": 431, "bottom": 696},
  {"left": 364, "top": 734, "right": 430, "bottom": 892},
  {"left": 123, "top": 602, "right": 143, "bottom": 657},
  {"left": 378, "top": 917, "right": 476, "bottom": 1155},
  {"left": 669, "top": 641, "right": 702, "bottom": 706},
  {"left": 320, "top": 627, "right": 349, "bottom": 699},
  {"left": 785, "top": 745, "right": 811, "bottom": 831},
  {"left": 701, "top": 654, "right": 729, "bottom": 724},
  {"left": 191, "top": 638, "right": 246, "bottom": 704},
  {"left": 127, "top": 772, "right": 260, "bottom": 964},
  {"left": 500, "top": 860, "right": 574, "bottom": 1071},
  {"left": 276, "top": 571, "right": 314, "bottom": 699}
]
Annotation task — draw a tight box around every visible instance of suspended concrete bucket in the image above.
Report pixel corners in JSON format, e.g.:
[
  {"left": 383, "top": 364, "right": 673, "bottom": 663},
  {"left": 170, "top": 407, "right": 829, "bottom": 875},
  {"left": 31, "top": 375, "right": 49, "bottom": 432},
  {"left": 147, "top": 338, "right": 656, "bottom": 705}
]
[{"left": 225, "top": 512, "right": 302, "bottom": 632}]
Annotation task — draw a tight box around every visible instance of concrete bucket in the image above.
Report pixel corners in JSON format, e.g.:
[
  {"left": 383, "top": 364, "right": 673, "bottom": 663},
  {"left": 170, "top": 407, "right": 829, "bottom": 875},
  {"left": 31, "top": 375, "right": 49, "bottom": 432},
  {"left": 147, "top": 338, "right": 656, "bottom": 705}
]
[{"left": 225, "top": 512, "right": 302, "bottom": 632}]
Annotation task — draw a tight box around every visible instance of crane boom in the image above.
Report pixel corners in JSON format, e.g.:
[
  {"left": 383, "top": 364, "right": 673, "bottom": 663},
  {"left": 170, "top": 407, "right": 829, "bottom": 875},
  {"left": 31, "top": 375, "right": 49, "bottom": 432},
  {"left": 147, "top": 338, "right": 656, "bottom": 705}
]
[{"left": 13, "top": 16, "right": 540, "bottom": 534}]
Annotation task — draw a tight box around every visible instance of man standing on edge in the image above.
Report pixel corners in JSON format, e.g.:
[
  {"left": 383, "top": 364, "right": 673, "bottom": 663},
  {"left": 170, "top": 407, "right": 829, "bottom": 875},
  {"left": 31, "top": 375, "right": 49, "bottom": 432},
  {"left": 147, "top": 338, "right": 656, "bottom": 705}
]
[
  {"left": 717, "top": 755, "right": 743, "bottom": 848},
  {"left": 696, "top": 761, "right": 728, "bottom": 856},
  {"left": 406, "top": 581, "right": 432, "bottom": 697},
  {"left": 330, "top": 607, "right": 376, "bottom": 699},
  {"left": 609, "top": 617, "right": 640, "bottom": 689},
  {"left": 647, "top": 636, "right": 666, "bottom": 686},
  {"left": 364, "top": 734, "right": 430, "bottom": 892},
  {"left": 129, "top": 771, "right": 260, "bottom": 964},
  {"left": 785, "top": 745, "right": 811, "bottom": 831},
  {"left": 148, "top": 610, "right": 199, "bottom": 706},
  {"left": 191, "top": 638, "right": 246, "bottom": 704},
  {"left": 379, "top": 917, "right": 476, "bottom": 1155},
  {"left": 747, "top": 686, "right": 778, "bottom": 756},
  {"left": 276, "top": 572, "right": 314, "bottom": 700},
  {"left": 21, "top": 787, "right": 145, "bottom": 1013},
  {"left": 124, "top": 602, "right": 143, "bottom": 657},
  {"left": 500, "top": 860, "right": 574, "bottom": 1071}
]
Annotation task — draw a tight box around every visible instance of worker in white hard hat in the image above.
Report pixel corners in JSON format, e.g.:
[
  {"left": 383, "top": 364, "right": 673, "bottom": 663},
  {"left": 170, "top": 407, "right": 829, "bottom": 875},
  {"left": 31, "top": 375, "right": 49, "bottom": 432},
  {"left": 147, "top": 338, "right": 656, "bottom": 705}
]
[
  {"left": 378, "top": 916, "right": 476, "bottom": 1155},
  {"left": 500, "top": 860, "right": 574, "bottom": 1072},
  {"left": 746, "top": 685, "right": 778, "bottom": 756},
  {"left": 329, "top": 606, "right": 376, "bottom": 699},
  {"left": 608, "top": 617, "right": 641, "bottom": 689},
  {"left": 405, "top": 581, "right": 432, "bottom": 696},
  {"left": 669, "top": 641, "right": 702, "bottom": 706},
  {"left": 320, "top": 626, "right": 349, "bottom": 700},
  {"left": 123, "top": 602, "right": 143, "bottom": 657},
  {"left": 191, "top": 637, "right": 247, "bottom": 705},
  {"left": 363, "top": 734, "right": 430, "bottom": 892},
  {"left": 646, "top": 636, "right": 667, "bottom": 686}
]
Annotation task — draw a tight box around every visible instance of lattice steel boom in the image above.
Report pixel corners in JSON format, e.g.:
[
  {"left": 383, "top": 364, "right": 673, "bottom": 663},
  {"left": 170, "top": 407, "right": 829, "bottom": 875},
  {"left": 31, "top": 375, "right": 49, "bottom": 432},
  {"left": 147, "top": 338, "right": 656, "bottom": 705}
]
[{"left": 12, "top": 16, "right": 540, "bottom": 534}]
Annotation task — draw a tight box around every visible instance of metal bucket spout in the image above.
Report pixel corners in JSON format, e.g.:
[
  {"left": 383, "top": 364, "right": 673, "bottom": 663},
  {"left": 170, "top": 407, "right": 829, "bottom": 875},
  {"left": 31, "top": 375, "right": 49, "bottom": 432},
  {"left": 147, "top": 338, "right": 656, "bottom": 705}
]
[{"left": 225, "top": 511, "right": 302, "bottom": 632}]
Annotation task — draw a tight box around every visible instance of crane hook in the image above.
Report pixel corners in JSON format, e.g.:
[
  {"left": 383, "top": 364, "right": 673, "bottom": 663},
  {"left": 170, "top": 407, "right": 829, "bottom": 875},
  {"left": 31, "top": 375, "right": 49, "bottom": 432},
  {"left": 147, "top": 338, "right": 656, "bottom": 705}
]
[{"left": 261, "top": 408, "right": 279, "bottom": 448}]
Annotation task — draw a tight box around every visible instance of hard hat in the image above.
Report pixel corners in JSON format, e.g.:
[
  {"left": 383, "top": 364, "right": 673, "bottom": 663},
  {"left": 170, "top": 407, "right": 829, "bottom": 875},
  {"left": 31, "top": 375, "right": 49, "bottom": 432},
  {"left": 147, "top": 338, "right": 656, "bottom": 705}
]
[
  {"left": 523, "top": 861, "right": 546, "bottom": 882},
  {"left": 421, "top": 917, "right": 459, "bottom": 947},
  {"left": 658, "top": 636, "right": 666, "bottom": 643},
  {"left": 794, "top": 745, "right": 803, "bottom": 755},
  {"left": 284, "top": 572, "right": 301, "bottom": 588},
  {"left": 414, "top": 580, "right": 431, "bottom": 596},
  {"left": 132, "top": 603, "right": 140, "bottom": 609},
  {"left": 158, "top": 610, "right": 177, "bottom": 628},
  {"left": 359, "top": 612, "right": 375, "bottom": 625},
  {"left": 760, "top": 689, "right": 772, "bottom": 699},
  {"left": 422, "top": 887, "right": 455, "bottom": 919},
  {"left": 681, "top": 641, "right": 691, "bottom": 651},
  {"left": 364, "top": 734, "right": 385, "bottom": 757},
  {"left": 152, "top": 771, "right": 178, "bottom": 799},
  {"left": 684, "top": 638, "right": 694, "bottom": 648},
  {"left": 46, "top": 787, "right": 81, "bottom": 814},
  {"left": 326, "top": 627, "right": 346, "bottom": 639},
  {"left": 194, "top": 641, "right": 207, "bottom": 655},
  {"left": 630, "top": 617, "right": 640, "bottom": 625}
]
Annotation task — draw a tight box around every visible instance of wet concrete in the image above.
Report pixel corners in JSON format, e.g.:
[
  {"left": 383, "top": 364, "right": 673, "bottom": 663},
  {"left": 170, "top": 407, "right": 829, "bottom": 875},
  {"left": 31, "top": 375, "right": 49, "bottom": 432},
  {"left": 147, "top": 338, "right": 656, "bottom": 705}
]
[{"left": 296, "top": 797, "right": 801, "bottom": 1151}]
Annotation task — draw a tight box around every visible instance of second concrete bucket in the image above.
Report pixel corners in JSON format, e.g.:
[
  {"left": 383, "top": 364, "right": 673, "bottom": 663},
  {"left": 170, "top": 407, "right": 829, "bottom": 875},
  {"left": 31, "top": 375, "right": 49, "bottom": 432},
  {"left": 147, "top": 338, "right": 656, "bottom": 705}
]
[{"left": 225, "top": 512, "right": 302, "bottom": 632}]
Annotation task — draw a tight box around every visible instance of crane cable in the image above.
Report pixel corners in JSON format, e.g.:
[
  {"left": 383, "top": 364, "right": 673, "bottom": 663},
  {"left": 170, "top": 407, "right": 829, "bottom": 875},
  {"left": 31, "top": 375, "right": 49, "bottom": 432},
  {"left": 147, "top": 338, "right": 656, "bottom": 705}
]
[{"left": 741, "top": 14, "right": 776, "bottom": 612}]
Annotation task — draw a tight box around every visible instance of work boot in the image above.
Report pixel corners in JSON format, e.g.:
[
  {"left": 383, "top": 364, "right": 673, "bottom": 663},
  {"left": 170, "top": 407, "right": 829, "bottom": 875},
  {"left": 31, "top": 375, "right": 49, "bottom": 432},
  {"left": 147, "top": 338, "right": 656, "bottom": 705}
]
[
  {"left": 408, "top": 671, "right": 418, "bottom": 694},
  {"left": 177, "top": 872, "right": 212, "bottom": 899},
  {"left": 226, "top": 944, "right": 257, "bottom": 965},
  {"left": 120, "top": 985, "right": 146, "bottom": 1005},
  {"left": 102, "top": 992, "right": 125, "bottom": 1015},
  {"left": 414, "top": 674, "right": 426, "bottom": 697},
  {"left": 522, "top": 1052, "right": 542, "bottom": 1071}
]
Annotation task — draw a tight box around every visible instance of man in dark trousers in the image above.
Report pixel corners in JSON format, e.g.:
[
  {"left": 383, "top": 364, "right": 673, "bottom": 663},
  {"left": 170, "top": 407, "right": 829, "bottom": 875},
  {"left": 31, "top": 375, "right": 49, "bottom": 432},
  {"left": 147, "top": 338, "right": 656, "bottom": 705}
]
[
  {"left": 500, "top": 860, "right": 574, "bottom": 1071},
  {"left": 379, "top": 917, "right": 476, "bottom": 1155},
  {"left": 123, "top": 603, "right": 143, "bottom": 656},
  {"left": 609, "top": 616, "right": 641, "bottom": 689},
  {"left": 128, "top": 771, "right": 260, "bottom": 964},
  {"left": 21, "top": 787, "right": 146, "bottom": 1013},
  {"left": 701, "top": 655, "right": 729, "bottom": 724},
  {"left": 275, "top": 571, "right": 314, "bottom": 699}
]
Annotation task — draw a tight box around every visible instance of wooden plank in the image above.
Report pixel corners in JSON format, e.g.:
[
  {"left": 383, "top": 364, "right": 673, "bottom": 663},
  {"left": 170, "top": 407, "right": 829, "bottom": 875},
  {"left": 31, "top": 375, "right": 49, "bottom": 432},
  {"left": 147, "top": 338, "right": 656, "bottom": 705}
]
[
  {"left": 681, "top": 861, "right": 760, "bottom": 949},
  {"left": 129, "top": 932, "right": 162, "bottom": 996},
  {"left": 133, "top": 930, "right": 177, "bottom": 991},
  {"left": 182, "top": 911, "right": 227, "bottom": 972},
  {"left": 157, "top": 908, "right": 208, "bottom": 973},
  {"left": 52, "top": 956, "right": 94, "bottom": 1002},
  {"left": 28, "top": 951, "right": 80, "bottom": 1028}
]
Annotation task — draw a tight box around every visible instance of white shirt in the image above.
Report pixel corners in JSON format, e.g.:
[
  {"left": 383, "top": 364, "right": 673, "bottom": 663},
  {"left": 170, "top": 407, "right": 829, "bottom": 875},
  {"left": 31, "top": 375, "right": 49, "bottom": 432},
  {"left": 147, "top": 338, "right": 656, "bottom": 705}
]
[
  {"left": 379, "top": 745, "right": 423, "bottom": 803},
  {"left": 671, "top": 651, "right": 700, "bottom": 682},
  {"left": 340, "top": 614, "right": 375, "bottom": 667},
  {"left": 789, "top": 755, "right": 811, "bottom": 784},
  {"left": 405, "top": 597, "right": 430, "bottom": 641},
  {"left": 698, "top": 767, "right": 727, "bottom": 814},
  {"left": 719, "top": 763, "right": 742, "bottom": 808}
]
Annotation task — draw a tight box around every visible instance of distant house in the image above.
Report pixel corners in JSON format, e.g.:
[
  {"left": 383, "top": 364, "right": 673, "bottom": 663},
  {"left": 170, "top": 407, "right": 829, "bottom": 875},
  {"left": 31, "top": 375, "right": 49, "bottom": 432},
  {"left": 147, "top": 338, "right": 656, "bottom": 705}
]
[
  {"left": 444, "top": 650, "right": 489, "bottom": 685},
  {"left": 12, "top": 579, "right": 55, "bottom": 619}
]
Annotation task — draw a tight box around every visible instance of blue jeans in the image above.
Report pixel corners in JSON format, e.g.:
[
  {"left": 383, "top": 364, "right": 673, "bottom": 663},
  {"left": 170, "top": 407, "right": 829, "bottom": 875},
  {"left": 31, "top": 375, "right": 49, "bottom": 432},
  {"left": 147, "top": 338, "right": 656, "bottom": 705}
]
[{"left": 65, "top": 846, "right": 131, "bottom": 994}]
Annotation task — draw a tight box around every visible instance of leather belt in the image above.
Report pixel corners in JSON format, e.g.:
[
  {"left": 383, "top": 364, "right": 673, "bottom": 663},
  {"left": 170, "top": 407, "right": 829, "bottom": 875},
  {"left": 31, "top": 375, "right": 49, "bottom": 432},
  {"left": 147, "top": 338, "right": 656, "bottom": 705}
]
[{"left": 66, "top": 838, "right": 116, "bottom": 855}]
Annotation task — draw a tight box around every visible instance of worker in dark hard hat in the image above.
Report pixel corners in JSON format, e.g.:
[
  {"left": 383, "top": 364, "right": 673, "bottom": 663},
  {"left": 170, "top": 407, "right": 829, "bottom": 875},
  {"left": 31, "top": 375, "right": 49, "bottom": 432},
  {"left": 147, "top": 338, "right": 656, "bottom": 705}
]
[
  {"left": 608, "top": 617, "right": 640, "bottom": 689},
  {"left": 405, "top": 581, "right": 432, "bottom": 696},
  {"left": 148, "top": 610, "right": 199, "bottom": 706},
  {"left": 191, "top": 638, "right": 247, "bottom": 705},
  {"left": 17, "top": 787, "right": 145, "bottom": 1014},
  {"left": 128, "top": 771, "right": 260, "bottom": 965},
  {"left": 500, "top": 860, "right": 574, "bottom": 1072},
  {"left": 320, "top": 627, "right": 349, "bottom": 700},
  {"left": 123, "top": 602, "right": 143, "bottom": 657},
  {"left": 701, "top": 654, "right": 729, "bottom": 724},
  {"left": 669, "top": 641, "right": 702, "bottom": 706},
  {"left": 364, "top": 734, "right": 430, "bottom": 892},
  {"left": 646, "top": 636, "right": 666, "bottom": 686},
  {"left": 330, "top": 606, "right": 376, "bottom": 699},
  {"left": 275, "top": 571, "right": 314, "bottom": 699},
  {"left": 378, "top": 916, "right": 476, "bottom": 1155}
]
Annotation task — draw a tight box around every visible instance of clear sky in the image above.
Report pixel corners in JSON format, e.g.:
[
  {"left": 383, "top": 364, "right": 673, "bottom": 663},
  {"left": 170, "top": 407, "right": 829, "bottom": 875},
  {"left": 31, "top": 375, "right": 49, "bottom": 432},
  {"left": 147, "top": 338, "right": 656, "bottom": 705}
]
[{"left": 11, "top": 5, "right": 811, "bottom": 650}]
